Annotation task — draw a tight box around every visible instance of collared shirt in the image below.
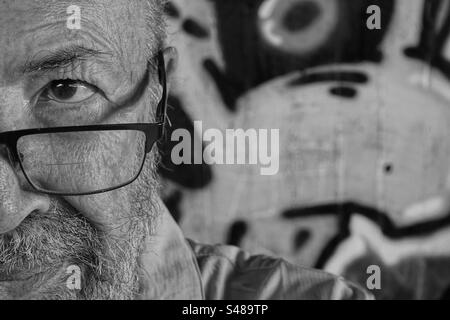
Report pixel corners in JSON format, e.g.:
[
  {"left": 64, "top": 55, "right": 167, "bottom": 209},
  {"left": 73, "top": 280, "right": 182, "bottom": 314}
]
[{"left": 139, "top": 203, "right": 372, "bottom": 300}]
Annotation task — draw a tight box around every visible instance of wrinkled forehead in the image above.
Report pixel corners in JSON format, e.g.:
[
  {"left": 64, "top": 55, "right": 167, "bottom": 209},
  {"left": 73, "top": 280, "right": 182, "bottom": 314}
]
[{"left": 0, "top": 0, "right": 148, "bottom": 82}]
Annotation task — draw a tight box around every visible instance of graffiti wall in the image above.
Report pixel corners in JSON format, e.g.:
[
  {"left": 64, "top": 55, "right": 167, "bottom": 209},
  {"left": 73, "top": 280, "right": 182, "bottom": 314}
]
[{"left": 158, "top": 0, "right": 450, "bottom": 299}]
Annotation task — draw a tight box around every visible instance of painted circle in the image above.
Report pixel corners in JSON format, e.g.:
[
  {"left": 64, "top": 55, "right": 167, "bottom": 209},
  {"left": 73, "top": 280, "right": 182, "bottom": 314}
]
[
  {"left": 283, "top": 1, "right": 321, "bottom": 32},
  {"left": 258, "top": 0, "right": 339, "bottom": 55}
]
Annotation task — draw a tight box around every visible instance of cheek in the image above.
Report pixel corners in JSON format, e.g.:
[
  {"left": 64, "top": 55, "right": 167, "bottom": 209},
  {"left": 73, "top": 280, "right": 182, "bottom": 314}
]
[
  {"left": 65, "top": 189, "right": 133, "bottom": 234},
  {"left": 59, "top": 139, "right": 139, "bottom": 231},
  {"left": 53, "top": 101, "right": 153, "bottom": 232},
  {"left": 108, "top": 94, "right": 153, "bottom": 125}
]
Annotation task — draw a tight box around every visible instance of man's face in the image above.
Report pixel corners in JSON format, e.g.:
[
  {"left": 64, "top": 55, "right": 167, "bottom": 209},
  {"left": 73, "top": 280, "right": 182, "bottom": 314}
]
[{"left": 0, "top": 0, "right": 165, "bottom": 299}]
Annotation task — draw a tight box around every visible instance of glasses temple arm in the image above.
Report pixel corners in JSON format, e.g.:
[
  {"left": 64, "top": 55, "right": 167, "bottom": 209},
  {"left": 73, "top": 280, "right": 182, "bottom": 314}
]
[{"left": 156, "top": 51, "right": 168, "bottom": 125}]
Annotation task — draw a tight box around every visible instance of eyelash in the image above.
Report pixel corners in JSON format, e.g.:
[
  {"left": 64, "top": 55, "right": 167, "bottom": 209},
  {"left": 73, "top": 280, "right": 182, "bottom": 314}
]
[
  {"left": 33, "top": 75, "right": 102, "bottom": 101},
  {"left": 44, "top": 79, "right": 98, "bottom": 100},
  {"left": 29, "top": 79, "right": 105, "bottom": 125}
]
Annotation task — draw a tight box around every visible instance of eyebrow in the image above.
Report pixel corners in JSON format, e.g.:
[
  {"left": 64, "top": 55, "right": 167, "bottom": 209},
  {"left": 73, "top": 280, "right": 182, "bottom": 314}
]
[{"left": 21, "top": 45, "right": 110, "bottom": 74}]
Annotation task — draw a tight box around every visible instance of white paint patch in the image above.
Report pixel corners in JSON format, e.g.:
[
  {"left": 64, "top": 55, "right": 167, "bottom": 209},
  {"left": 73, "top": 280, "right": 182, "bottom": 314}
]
[
  {"left": 258, "top": 0, "right": 339, "bottom": 54},
  {"left": 258, "top": 0, "right": 279, "bottom": 20},
  {"left": 326, "top": 215, "right": 450, "bottom": 273},
  {"left": 325, "top": 234, "right": 367, "bottom": 275},
  {"left": 262, "top": 21, "right": 283, "bottom": 46},
  {"left": 404, "top": 196, "right": 449, "bottom": 223}
]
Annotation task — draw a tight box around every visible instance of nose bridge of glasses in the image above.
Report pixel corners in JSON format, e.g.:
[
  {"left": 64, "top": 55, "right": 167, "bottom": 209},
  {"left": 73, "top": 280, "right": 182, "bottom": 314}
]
[
  {"left": 0, "top": 143, "right": 8, "bottom": 161},
  {"left": 0, "top": 138, "right": 29, "bottom": 191},
  {"left": 0, "top": 138, "right": 17, "bottom": 164}
]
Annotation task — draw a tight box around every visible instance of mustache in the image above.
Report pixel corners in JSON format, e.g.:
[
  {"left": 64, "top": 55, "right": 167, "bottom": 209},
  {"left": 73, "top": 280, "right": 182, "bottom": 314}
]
[
  {"left": 0, "top": 157, "right": 159, "bottom": 299},
  {"left": 0, "top": 198, "right": 142, "bottom": 299},
  {"left": 0, "top": 199, "right": 101, "bottom": 275},
  {"left": 0, "top": 155, "right": 159, "bottom": 274}
]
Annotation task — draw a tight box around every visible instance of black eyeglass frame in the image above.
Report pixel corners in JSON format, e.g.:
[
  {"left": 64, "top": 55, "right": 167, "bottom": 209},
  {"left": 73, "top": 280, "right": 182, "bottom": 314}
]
[{"left": 0, "top": 51, "right": 168, "bottom": 196}]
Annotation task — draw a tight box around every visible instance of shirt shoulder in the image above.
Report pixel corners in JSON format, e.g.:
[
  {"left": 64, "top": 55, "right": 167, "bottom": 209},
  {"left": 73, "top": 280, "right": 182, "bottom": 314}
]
[{"left": 187, "top": 239, "right": 373, "bottom": 300}]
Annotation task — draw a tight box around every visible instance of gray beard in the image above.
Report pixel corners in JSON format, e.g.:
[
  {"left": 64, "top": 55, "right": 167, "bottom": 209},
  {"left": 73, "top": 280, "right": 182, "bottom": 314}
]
[{"left": 0, "top": 156, "right": 160, "bottom": 300}]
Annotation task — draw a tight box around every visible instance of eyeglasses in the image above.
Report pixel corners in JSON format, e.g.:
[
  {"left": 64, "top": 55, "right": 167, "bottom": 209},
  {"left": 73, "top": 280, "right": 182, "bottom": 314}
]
[{"left": 0, "top": 51, "right": 167, "bottom": 196}]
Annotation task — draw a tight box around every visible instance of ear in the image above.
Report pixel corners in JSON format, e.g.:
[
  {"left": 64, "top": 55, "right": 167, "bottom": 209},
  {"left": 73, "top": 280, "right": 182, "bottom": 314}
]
[{"left": 162, "top": 46, "right": 178, "bottom": 80}]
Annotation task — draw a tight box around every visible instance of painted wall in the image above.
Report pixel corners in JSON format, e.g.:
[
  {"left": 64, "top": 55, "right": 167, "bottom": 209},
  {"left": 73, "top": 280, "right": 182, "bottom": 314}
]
[{"left": 158, "top": 0, "right": 450, "bottom": 299}]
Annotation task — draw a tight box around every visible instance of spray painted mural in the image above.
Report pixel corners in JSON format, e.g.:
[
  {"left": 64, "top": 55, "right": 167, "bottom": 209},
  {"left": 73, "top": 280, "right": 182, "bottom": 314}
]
[{"left": 158, "top": 0, "right": 450, "bottom": 299}]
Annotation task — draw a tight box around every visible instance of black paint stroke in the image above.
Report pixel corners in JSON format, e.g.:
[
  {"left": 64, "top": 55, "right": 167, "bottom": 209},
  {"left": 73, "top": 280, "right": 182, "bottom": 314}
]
[
  {"left": 183, "top": 18, "right": 211, "bottom": 39},
  {"left": 165, "top": 1, "right": 180, "bottom": 18},
  {"left": 283, "top": 1, "right": 321, "bottom": 32},
  {"left": 294, "top": 229, "right": 312, "bottom": 251},
  {"left": 227, "top": 220, "right": 249, "bottom": 246},
  {"left": 329, "top": 87, "right": 358, "bottom": 98},
  {"left": 203, "top": 58, "right": 244, "bottom": 111},
  {"left": 289, "top": 71, "right": 369, "bottom": 87},
  {"left": 404, "top": 0, "right": 450, "bottom": 80},
  {"left": 282, "top": 202, "right": 450, "bottom": 269}
]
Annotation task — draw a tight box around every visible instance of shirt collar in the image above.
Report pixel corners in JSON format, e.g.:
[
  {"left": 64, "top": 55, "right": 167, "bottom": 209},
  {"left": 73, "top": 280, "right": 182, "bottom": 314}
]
[{"left": 138, "top": 201, "right": 204, "bottom": 300}]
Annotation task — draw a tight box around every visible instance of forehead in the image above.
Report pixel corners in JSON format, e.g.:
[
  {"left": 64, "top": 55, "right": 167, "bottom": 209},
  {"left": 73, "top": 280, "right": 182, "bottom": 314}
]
[{"left": 0, "top": 0, "right": 147, "bottom": 81}]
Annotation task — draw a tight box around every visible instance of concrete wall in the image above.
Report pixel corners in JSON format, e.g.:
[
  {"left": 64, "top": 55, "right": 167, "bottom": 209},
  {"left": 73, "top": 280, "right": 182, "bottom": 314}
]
[{"left": 158, "top": 0, "right": 450, "bottom": 299}]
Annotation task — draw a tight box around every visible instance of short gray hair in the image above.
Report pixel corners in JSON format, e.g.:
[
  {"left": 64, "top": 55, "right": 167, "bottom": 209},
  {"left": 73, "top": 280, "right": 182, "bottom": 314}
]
[{"left": 144, "top": 0, "right": 168, "bottom": 55}]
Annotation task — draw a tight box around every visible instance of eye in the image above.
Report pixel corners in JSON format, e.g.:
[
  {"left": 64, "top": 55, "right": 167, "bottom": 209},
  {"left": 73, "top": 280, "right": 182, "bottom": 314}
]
[{"left": 40, "top": 80, "right": 98, "bottom": 104}]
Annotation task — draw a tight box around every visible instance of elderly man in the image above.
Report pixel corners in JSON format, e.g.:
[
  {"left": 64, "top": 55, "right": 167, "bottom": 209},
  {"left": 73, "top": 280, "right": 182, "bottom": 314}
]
[{"left": 0, "top": 0, "right": 370, "bottom": 300}]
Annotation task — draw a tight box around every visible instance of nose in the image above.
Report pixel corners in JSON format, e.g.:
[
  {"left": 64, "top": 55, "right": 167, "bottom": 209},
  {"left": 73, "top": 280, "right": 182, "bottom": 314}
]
[{"left": 0, "top": 152, "right": 50, "bottom": 234}]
